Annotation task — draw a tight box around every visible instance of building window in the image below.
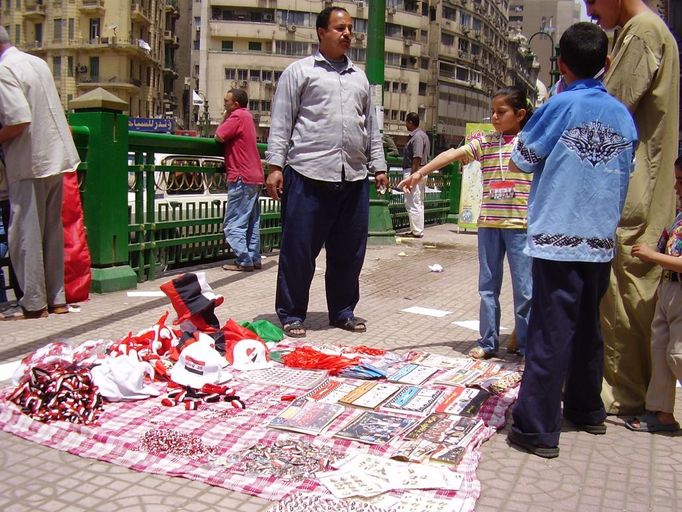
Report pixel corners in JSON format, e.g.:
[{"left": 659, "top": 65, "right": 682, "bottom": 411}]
[
  {"left": 420, "top": 58, "right": 429, "bottom": 70},
  {"left": 274, "top": 41, "right": 310, "bottom": 56},
  {"left": 221, "top": 40, "right": 233, "bottom": 52},
  {"left": 89, "top": 18, "right": 100, "bottom": 43},
  {"left": 456, "top": 66, "right": 468, "bottom": 81},
  {"left": 262, "top": 70, "right": 272, "bottom": 81},
  {"left": 441, "top": 33, "right": 455, "bottom": 46},
  {"left": 385, "top": 52, "right": 401, "bottom": 67},
  {"left": 89, "top": 56, "right": 99, "bottom": 81},
  {"left": 53, "top": 18, "right": 63, "bottom": 42},
  {"left": 237, "top": 69, "right": 248, "bottom": 81},
  {"left": 400, "top": 83, "right": 408, "bottom": 93},
  {"left": 193, "top": 40, "right": 199, "bottom": 50},
  {"left": 225, "top": 68, "right": 236, "bottom": 80},
  {"left": 386, "top": 23, "right": 401, "bottom": 38},
  {"left": 68, "top": 18, "right": 74, "bottom": 40},
  {"left": 348, "top": 47, "right": 365, "bottom": 62},
  {"left": 52, "top": 56, "right": 61, "bottom": 79},
  {"left": 249, "top": 69, "right": 260, "bottom": 81},
  {"left": 248, "top": 41, "right": 261, "bottom": 52},
  {"left": 384, "top": 81, "right": 390, "bottom": 91},
  {"left": 67, "top": 56, "right": 73, "bottom": 77},
  {"left": 14, "top": 24, "right": 19, "bottom": 43},
  {"left": 275, "top": 10, "right": 313, "bottom": 27},
  {"left": 35, "top": 23, "right": 42, "bottom": 44},
  {"left": 418, "top": 82, "right": 427, "bottom": 96}
]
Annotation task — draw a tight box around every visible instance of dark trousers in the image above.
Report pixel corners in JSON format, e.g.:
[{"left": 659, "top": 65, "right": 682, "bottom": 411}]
[
  {"left": 276, "top": 167, "right": 369, "bottom": 325},
  {"left": 0, "top": 199, "right": 21, "bottom": 301},
  {"left": 511, "top": 258, "right": 610, "bottom": 447}
]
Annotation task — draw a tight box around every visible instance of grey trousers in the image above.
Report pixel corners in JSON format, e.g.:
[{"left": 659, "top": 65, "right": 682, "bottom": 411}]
[{"left": 8, "top": 174, "right": 65, "bottom": 312}]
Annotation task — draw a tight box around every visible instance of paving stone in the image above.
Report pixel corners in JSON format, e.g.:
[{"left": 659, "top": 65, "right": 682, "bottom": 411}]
[{"left": 0, "top": 224, "right": 680, "bottom": 512}]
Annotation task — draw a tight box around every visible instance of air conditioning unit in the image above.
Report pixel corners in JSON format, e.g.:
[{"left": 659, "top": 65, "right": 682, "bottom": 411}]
[
  {"left": 263, "top": 13, "right": 273, "bottom": 22},
  {"left": 263, "top": 80, "right": 273, "bottom": 86},
  {"left": 387, "top": 7, "right": 396, "bottom": 15},
  {"left": 462, "top": 26, "right": 470, "bottom": 34},
  {"left": 77, "top": 65, "right": 88, "bottom": 73},
  {"left": 354, "top": 32, "right": 365, "bottom": 41},
  {"left": 356, "top": 1, "right": 365, "bottom": 8},
  {"left": 287, "top": 24, "right": 297, "bottom": 33},
  {"left": 240, "top": 80, "right": 248, "bottom": 87},
  {"left": 404, "top": 39, "right": 413, "bottom": 47}
]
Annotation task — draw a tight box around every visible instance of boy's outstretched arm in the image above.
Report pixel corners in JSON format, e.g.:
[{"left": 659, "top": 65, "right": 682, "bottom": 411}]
[{"left": 632, "top": 244, "right": 682, "bottom": 273}]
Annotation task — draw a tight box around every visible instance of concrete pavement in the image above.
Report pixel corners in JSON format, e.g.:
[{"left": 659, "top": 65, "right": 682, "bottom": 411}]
[{"left": 0, "top": 223, "right": 679, "bottom": 512}]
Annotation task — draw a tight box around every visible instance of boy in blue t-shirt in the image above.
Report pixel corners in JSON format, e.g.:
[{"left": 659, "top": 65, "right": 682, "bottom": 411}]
[{"left": 508, "top": 22, "right": 638, "bottom": 458}]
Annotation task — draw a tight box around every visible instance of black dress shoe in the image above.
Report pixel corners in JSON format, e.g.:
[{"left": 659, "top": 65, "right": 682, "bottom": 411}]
[{"left": 507, "top": 430, "right": 559, "bottom": 458}]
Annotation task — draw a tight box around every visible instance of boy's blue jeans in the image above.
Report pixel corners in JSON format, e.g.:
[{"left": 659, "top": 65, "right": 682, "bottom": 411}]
[
  {"left": 477, "top": 227, "right": 532, "bottom": 354},
  {"left": 223, "top": 179, "right": 262, "bottom": 268}
]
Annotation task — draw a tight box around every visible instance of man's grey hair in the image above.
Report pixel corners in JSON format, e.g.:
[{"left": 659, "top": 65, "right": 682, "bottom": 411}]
[{"left": 0, "top": 26, "right": 10, "bottom": 44}]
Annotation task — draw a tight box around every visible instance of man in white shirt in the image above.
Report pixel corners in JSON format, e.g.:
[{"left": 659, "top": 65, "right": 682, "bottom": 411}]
[
  {"left": 0, "top": 27, "right": 80, "bottom": 320},
  {"left": 401, "top": 112, "right": 430, "bottom": 238},
  {"left": 265, "top": 7, "right": 387, "bottom": 338}
]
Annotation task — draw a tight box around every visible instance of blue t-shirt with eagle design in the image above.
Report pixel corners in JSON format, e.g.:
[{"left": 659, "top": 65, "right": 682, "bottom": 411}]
[{"left": 511, "top": 79, "right": 638, "bottom": 263}]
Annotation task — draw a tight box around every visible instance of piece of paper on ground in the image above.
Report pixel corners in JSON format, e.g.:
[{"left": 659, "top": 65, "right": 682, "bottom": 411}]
[{"left": 401, "top": 306, "right": 451, "bottom": 318}]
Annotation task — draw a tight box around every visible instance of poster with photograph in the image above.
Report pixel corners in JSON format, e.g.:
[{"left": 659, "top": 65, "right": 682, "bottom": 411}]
[{"left": 457, "top": 122, "right": 495, "bottom": 230}]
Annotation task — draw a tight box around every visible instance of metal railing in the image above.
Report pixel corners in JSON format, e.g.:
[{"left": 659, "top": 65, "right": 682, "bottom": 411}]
[{"left": 0, "top": 112, "right": 460, "bottom": 295}]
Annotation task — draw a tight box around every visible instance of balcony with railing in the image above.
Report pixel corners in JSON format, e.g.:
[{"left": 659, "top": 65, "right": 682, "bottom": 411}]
[
  {"left": 131, "top": 3, "right": 152, "bottom": 25},
  {"left": 164, "top": 0, "right": 179, "bottom": 18},
  {"left": 79, "top": 0, "right": 105, "bottom": 15},
  {"left": 23, "top": 0, "right": 46, "bottom": 19}
]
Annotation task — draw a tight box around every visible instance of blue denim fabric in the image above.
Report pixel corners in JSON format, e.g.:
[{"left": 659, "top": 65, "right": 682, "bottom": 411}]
[
  {"left": 477, "top": 227, "right": 532, "bottom": 355},
  {"left": 223, "top": 179, "right": 262, "bottom": 267}
]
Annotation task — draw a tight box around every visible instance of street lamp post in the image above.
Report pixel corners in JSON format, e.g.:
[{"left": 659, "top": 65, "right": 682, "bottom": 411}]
[
  {"left": 527, "top": 31, "right": 559, "bottom": 87},
  {"left": 201, "top": 97, "right": 210, "bottom": 137}
]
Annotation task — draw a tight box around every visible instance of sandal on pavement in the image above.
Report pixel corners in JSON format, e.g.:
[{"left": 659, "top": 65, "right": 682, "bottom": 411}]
[
  {"left": 468, "top": 346, "right": 496, "bottom": 360},
  {"left": 0, "top": 304, "right": 48, "bottom": 321},
  {"left": 330, "top": 317, "right": 366, "bottom": 333},
  {"left": 625, "top": 412, "right": 680, "bottom": 433},
  {"left": 283, "top": 321, "right": 307, "bottom": 338},
  {"left": 222, "top": 263, "right": 254, "bottom": 272},
  {"left": 48, "top": 304, "right": 69, "bottom": 314}
]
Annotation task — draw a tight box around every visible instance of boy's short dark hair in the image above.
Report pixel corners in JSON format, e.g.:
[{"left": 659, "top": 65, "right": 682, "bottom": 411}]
[{"left": 559, "top": 22, "right": 608, "bottom": 79}]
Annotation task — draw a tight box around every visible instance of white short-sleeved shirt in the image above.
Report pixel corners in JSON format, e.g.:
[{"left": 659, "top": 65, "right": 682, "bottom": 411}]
[{"left": 0, "top": 47, "right": 80, "bottom": 183}]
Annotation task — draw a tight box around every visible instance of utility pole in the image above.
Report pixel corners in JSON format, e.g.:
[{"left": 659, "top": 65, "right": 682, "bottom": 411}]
[
  {"left": 201, "top": 96, "right": 210, "bottom": 137},
  {"left": 365, "top": 0, "right": 386, "bottom": 102},
  {"left": 364, "top": 0, "right": 394, "bottom": 244}
]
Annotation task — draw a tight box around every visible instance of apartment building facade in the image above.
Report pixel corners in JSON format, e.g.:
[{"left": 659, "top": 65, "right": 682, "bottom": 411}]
[
  {"left": 508, "top": 0, "right": 580, "bottom": 87},
  {"left": 186, "top": 0, "right": 537, "bottom": 150},
  {"left": 0, "top": 0, "right": 179, "bottom": 118}
]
